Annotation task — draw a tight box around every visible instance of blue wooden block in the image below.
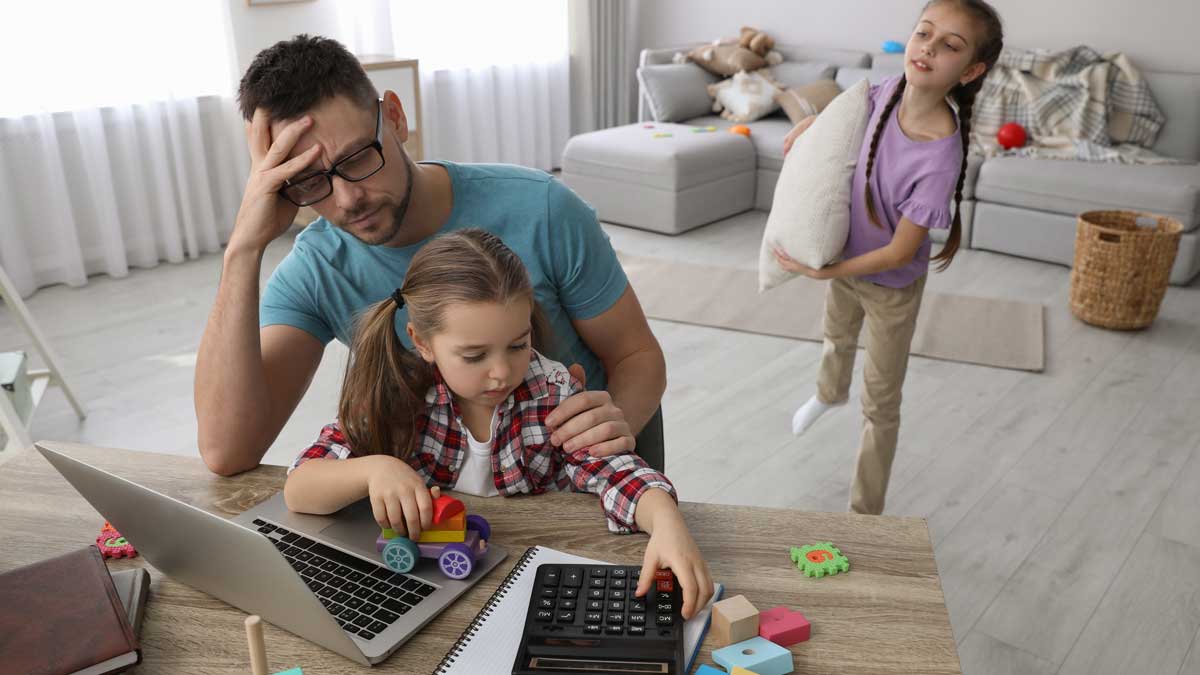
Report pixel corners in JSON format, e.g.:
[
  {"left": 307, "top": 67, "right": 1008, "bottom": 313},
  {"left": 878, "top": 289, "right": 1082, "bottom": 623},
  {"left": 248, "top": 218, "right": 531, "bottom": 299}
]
[
  {"left": 713, "top": 636, "right": 793, "bottom": 675},
  {"left": 272, "top": 669, "right": 303, "bottom": 675},
  {"left": 694, "top": 666, "right": 725, "bottom": 675}
]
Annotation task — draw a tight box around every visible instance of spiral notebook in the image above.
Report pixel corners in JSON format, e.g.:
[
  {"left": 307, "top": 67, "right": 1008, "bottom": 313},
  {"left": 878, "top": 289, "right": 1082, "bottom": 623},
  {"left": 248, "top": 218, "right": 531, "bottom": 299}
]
[{"left": 434, "top": 545, "right": 723, "bottom": 675}]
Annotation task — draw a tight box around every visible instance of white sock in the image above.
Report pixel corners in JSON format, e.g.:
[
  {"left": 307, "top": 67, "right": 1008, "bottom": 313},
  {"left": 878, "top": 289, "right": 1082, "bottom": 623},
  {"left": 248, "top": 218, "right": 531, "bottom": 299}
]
[{"left": 792, "top": 395, "right": 843, "bottom": 436}]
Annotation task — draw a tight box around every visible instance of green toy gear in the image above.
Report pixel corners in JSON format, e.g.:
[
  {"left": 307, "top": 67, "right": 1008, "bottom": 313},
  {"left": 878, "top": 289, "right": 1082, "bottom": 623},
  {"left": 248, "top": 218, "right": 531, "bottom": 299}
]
[{"left": 790, "top": 541, "right": 849, "bottom": 577}]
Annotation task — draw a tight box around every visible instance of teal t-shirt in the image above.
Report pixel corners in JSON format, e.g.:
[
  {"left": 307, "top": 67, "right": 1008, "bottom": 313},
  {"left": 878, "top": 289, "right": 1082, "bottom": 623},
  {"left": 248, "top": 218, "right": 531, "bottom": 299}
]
[{"left": 260, "top": 161, "right": 627, "bottom": 391}]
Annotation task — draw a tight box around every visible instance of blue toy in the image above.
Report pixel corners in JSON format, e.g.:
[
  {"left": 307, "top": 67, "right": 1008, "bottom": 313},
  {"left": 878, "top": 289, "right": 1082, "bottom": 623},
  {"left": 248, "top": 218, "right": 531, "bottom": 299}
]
[
  {"left": 694, "top": 666, "right": 724, "bottom": 675},
  {"left": 713, "top": 636, "right": 794, "bottom": 675},
  {"left": 882, "top": 40, "right": 905, "bottom": 54}
]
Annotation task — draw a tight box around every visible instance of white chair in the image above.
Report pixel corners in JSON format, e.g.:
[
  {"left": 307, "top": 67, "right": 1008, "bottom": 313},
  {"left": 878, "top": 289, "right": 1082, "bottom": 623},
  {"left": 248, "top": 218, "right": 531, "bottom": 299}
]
[{"left": 0, "top": 264, "right": 86, "bottom": 453}]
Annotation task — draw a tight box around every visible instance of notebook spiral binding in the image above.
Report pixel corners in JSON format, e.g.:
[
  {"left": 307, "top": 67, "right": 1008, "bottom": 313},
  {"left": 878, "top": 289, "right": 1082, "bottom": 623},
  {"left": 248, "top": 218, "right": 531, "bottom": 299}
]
[{"left": 434, "top": 545, "right": 539, "bottom": 674}]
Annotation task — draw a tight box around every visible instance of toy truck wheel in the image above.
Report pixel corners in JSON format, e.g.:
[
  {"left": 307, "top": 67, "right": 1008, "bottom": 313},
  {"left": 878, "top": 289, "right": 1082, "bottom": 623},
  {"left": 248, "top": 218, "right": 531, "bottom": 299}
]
[
  {"left": 438, "top": 543, "right": 474, "bottom": 579},
  {"left": 382, "top": 538, "right": 419, "bottom": 573}
]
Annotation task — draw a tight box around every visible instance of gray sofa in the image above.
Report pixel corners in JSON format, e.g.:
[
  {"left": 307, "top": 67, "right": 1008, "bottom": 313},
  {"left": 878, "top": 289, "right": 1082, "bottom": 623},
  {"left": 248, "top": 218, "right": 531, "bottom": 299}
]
[{"left": 563, "top": 43, "right": 1200, "bottom": 285}]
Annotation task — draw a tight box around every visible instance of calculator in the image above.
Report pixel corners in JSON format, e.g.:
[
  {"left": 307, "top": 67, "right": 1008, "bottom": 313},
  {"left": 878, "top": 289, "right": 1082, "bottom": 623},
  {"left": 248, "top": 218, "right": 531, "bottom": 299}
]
[{"left": 512, "top": 563, "right": 685, "bottom": 674}]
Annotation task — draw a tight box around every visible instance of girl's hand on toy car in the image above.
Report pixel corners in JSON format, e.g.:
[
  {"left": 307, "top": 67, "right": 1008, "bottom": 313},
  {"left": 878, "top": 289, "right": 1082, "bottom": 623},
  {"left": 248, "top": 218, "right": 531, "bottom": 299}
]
[
  {"left": 366, "top": 456, "right": 434, "bottom": 540},
  {"left": 782, "top": 115, "right": 817, "bottom": 156}
]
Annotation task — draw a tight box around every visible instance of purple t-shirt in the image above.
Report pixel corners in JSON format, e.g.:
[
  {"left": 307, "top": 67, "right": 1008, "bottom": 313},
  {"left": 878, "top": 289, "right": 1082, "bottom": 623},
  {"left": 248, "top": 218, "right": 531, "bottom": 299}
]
[{"left": 843, "top": 75, "right": 964, "bottom": 288}]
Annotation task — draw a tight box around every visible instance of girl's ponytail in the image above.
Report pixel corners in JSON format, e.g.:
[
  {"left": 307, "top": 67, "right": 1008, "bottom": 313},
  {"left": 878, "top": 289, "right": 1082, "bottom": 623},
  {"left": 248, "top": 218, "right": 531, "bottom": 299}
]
[{"left": 338, "top": 293, "right": 433, "bottom": 459}]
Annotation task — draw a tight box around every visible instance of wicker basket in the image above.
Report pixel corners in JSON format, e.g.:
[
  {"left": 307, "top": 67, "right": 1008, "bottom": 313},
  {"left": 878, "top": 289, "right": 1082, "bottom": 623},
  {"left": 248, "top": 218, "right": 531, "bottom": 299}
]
[{"left": 1069, "top": 210, "right": 1182, "bottom": 330}]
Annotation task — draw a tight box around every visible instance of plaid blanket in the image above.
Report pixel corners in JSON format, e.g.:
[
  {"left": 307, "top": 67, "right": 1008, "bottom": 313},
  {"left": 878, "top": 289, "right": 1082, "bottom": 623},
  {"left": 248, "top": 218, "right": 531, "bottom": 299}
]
[{"left": 970, "top": 46, "right": 1181, "bottom": 164}]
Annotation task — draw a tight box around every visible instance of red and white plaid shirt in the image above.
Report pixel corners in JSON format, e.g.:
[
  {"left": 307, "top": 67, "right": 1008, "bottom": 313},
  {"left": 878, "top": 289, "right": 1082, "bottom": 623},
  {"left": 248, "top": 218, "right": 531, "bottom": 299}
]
[{"left": 289, "top": 351, "right": 675, "bottom": 533}]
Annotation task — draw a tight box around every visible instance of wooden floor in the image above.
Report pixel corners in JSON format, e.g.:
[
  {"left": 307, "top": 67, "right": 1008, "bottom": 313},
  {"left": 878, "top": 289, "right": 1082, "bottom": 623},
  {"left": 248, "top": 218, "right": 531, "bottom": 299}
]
[{"left": 3, "top": 211, "right": 1199, "bottom": 675}]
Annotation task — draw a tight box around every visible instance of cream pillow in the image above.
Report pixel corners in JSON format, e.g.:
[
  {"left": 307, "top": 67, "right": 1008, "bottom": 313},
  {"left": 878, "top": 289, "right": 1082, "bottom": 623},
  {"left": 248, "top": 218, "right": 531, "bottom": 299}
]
[
  {"left": 775, "top": 79, "right": 843, "bottom": 124},
  {"left": 707, "top": 69, "right": 781, "bottom": 122},
  {"left": 758, "top": 79, "right": 871, "bottom": 291}
]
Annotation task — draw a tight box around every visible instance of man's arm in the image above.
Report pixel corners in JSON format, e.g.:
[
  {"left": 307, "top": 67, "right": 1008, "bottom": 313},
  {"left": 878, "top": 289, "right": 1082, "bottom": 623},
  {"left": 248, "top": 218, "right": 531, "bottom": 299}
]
[
  {"left": 546, "top": 284, "right": 666, "bottom": 456},
  {"left": 195, "top": 250, "right": 324, "bottom": 475}
]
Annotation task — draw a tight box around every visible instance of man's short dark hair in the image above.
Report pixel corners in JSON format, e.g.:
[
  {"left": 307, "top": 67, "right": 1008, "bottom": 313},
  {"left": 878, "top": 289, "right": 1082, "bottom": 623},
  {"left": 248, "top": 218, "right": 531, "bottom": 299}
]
[{"left": 237, "top": 34, "right": 378, "bottom": 122}]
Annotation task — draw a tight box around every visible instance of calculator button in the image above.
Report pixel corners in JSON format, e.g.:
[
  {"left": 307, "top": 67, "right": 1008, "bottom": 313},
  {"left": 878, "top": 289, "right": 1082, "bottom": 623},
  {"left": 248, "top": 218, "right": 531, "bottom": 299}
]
[
  {"left": 561, "top": 587, "right": 579, "bottom": 599},
  {"left": 556, "top": 611, "right": 576, "bottom": 623},
  {"left": 587, "top": 600, "right": 604, "bottom": 611},
  {"left": 630, "top": 568, "right": 641, "bottom": 580},
  {"left": 589, "top": 567, "right": 607, "bottom": 578},
  {"left": 589, "top": 578, "right": 607, "bottom": 588},
  {"left": 629, "top": 613, "right": 646, "bottom": 625},
  {"left": 611, "top": 568, "right": 627, "bottom": 578},
  {"left": 657, "top": 603, "right": 673, "bottom": 613},
  {"left": 584, "top": 612, "right": 603, "bottom": 623},
  {"left": 535, "top": 610, "right": 554, "bottom": 622},
  {"left": 611, "top": 578, "right": 627, "bottom": 590},
  {"left": 542, "top": 569, "right": 560, "bottom": 584},
  {"left": 609, "top": 590, "right": 626, "bottom": 600},
  {"left": 631, "top": 600, "right": 646, "bottom": 612},
  {"left": 656, "top": 614, "right": 673, "bottom": 626},
  {"left": 539, "top": 598, "right": 554, "bottom": 609},
  {"left": 541, "top": 587, "right": 558, "bottom": 598},
  {"left": 588, "top": 589, "right": 605, "bottom": 600},
  {"left": 657, "top": 592, "right": 673, "bottom": 603},
  {"left": 584, "top": 624, "right": 602, "bottom": 634},
  {"left": 629, "top": 625, "right": 646, "bottom": 636},
  {"left": 606, "top": 614, "right": 624, "bottom": 625},
  {"left": 605, "top": 625, "right": 624, "bottom": 635},
  {"left": 563, "top": 568, "right": 584, "bottom": 587},
  {"left": 558, "top": 599, "right": 577, "bottom": 610},
  {"left": 656, "top": 579, "right": 674, "bottom": 592},
  {"left": 608, "top": 601, "right": 624, "bottom": 612}
]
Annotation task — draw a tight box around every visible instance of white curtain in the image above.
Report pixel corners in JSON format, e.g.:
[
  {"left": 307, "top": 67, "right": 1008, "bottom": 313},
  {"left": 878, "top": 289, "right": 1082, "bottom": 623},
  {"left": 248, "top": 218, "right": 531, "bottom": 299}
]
[
  {"left": 568, "top": 0, "right": 641, "bottom": 134},
  {"left": 338, "top": 1, "right": 571, "bottom": 171},
  {"left": 0, "top": 1, "right": 246, "bottom": 299}
]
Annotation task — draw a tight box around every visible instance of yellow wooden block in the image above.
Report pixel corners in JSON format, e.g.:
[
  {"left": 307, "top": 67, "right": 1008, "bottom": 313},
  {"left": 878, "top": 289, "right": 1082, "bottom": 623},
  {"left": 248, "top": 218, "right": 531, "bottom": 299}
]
[
  {"left": 429, "top": 511, "right": 465, "bottom": 531},
  {"left": 417, "top": 527, "right": 466, "bottom": 543},
  {"left": 731, "top": 667, "right": 759, "bottom": 675}
]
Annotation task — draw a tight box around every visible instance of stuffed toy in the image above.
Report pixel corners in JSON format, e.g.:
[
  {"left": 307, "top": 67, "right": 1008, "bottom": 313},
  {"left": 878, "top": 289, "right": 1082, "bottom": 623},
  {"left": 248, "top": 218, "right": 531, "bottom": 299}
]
[
  {"left": 707, "top": 69, "right": 782, "bottom": 122},
  {"left": 674, "top": 26, "right": 783, "bottom": 77}
]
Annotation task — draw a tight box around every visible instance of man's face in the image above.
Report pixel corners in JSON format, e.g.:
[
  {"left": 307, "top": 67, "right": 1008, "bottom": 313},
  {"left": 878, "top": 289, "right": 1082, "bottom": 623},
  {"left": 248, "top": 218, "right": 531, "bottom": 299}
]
[{"left": 271, "top": 95, "right": 412, "bottom": 246}]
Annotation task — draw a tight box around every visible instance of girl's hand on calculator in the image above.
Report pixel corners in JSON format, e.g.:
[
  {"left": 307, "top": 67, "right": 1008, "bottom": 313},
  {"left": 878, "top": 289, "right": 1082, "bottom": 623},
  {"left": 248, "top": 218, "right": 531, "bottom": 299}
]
[{"left": 634, "top": 503, "right": 713, "bottom": 619}]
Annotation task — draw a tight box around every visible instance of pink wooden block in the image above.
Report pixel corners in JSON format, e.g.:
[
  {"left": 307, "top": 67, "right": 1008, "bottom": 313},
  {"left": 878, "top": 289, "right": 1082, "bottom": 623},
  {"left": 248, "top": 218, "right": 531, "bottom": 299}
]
[{"left": 759, "top": 605, "right": 811, "bottom": 646}]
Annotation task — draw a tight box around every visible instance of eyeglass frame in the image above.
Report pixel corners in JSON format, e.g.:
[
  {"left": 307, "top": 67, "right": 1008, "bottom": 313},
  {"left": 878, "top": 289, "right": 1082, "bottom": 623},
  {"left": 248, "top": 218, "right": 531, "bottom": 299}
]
[{"left": 278, "top": 98, "right": 386, "bottom": 207}]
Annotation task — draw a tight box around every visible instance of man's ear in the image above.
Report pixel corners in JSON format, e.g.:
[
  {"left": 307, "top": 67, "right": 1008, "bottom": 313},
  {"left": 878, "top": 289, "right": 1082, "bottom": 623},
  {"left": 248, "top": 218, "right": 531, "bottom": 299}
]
[
  {"left": 382, "top": 90, "right": 409, "bottom": 144},
  {"left": 960, "top": 61, "right": 988, "bottom": 87},
  {"left": 408, "top": 324, "right": 434, "bottom": 363}
]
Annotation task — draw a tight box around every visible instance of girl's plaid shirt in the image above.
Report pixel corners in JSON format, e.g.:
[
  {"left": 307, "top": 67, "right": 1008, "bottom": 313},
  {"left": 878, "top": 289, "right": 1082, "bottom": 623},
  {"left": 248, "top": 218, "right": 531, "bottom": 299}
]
[{"left": 289, "top": 351, "right": 675, "bottom": 533}]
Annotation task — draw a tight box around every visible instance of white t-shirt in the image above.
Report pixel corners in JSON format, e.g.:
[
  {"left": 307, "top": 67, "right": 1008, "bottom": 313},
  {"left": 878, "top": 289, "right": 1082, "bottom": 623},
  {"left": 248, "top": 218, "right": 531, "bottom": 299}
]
[{"left": 453, "top": 407, "right": 500, "bottom": 497}]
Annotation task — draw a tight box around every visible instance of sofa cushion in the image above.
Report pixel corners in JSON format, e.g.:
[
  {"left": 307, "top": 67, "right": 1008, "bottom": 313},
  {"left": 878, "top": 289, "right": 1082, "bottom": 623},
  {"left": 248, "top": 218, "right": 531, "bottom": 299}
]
[
  {"left": 637, "top": 64, "right": 720, "bottom": 122},
  {"left": 976, "top": 156, "right": 1200, "bottom": 231},
  {"left": 768, "top": 61, "right": 838, "bottom": 89},
  {"left": 1143, "top": 70, "right": 1200, "bottom": 161},
  {"left": 685, "top": 114, "right": 793, "bottom": 172},
  {"left": 561, "top": 122, "right": 756, "bottom": 192}
]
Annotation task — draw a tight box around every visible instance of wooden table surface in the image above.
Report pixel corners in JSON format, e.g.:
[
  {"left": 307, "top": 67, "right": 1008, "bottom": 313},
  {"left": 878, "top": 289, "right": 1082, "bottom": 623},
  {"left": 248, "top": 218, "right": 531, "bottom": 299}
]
[{"left": 0, "top": 442, "right": 961, "bottom": 674}]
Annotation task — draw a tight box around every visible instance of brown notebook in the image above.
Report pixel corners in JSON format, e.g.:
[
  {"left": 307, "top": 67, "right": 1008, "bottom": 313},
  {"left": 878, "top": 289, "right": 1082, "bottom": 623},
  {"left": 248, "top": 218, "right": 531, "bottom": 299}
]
[{"left": 0, "top": 546, "right": 141, "bottom": 675}]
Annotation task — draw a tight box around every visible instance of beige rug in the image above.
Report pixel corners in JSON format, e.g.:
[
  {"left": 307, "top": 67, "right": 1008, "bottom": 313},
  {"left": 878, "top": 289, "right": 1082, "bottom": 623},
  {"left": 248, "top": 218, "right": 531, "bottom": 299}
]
[{"left": 619, "top": 254, "right": 1045, "bottom": 372}]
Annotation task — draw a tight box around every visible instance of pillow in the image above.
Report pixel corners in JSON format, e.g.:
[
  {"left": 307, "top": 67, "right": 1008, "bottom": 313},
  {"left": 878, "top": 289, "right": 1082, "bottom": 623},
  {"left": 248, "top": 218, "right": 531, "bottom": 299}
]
[
  {"left": 775, "top": 79, "right": 843, "bottom": 124},
  {"left": 637, "top": 64, "right": 720, "bottom": 122},
  {"left": 707, "top": 69, "right": 782, "bottom": 123},
  {"left": 758, "top": 79, "right": 871, "bottom": 291},
  {"left": 682, "top": 42, "right": 768, "bottom": 77},
  {"left": 768, "top": 61, "right": 837, "bottom": 89}
]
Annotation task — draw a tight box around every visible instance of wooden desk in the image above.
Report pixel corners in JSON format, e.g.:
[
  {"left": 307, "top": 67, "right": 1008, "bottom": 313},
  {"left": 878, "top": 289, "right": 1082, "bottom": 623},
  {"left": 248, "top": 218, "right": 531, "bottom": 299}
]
[{"left": 0, "top": 443, "right": 961, "bottom": 674}]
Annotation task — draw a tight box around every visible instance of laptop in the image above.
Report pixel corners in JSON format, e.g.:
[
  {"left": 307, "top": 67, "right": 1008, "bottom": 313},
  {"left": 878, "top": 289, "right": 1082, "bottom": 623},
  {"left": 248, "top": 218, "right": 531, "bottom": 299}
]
[{"left": 35, "top": 441, "right": 508, "bottom": 666}]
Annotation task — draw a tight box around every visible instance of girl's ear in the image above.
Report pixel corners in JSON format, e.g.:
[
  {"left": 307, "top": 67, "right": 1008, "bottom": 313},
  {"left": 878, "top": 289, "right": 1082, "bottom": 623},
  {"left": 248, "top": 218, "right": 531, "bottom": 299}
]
[
  {"left": 960, "top": 61, "right": 988, "bottom": 87},
  {"left": 408, "top": 323, "right": 435, "bottom": 363}
]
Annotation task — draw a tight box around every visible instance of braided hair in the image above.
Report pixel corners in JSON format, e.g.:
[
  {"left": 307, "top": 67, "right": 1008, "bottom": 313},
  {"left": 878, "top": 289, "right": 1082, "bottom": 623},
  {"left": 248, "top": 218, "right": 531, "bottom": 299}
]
[{"left": 864, "top": 0, "right": 1004, "bottom": 272}]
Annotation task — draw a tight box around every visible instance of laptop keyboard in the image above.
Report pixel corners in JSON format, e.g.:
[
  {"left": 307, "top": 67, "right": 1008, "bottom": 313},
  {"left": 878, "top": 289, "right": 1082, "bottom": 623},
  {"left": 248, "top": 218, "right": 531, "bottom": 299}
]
[{"left": 253, "top": 518, "right": 437, "bottom": 642}]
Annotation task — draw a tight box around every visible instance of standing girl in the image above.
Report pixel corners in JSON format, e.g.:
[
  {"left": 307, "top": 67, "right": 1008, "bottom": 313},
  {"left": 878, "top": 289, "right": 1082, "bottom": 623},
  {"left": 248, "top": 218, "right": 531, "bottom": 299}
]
[
  {"left": 284, "top": 228, "right": 713, "bottom": 617},
  {"left": 774, "top": 0, "right": 1004, "bottom": 514}
]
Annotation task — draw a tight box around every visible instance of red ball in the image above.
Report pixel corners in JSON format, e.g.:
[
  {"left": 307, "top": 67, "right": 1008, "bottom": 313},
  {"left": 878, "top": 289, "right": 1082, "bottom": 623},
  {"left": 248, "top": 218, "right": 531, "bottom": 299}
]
[{"left": 997, "top": 122, "right": 1028, "bottom": 150}]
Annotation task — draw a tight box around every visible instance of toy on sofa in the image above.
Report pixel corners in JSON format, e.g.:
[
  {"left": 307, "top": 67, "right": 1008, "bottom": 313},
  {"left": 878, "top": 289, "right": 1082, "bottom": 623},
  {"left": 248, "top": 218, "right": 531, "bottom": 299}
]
[
  {"left": 997, "top": 122, "right": 1028, "bottom": 149},
  {"left": 881, "top": 40, "right": 905, "bottom": 54},
  {"left": 673, "top": 26, "right": 783, "bottom": 77},
  {"left": 375, "top": 486, "right": 490, "bottom": 580}
]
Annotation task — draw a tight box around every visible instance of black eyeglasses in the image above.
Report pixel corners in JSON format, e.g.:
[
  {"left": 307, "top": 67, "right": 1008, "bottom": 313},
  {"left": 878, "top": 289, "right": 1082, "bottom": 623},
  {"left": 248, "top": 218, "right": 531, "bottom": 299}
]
[{"left": 279, "top": 99, "right": 386, "bottom": 207}]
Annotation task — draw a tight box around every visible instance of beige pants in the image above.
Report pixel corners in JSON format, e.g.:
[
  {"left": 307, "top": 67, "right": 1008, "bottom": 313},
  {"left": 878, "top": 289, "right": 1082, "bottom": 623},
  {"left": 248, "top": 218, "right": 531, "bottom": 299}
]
[{"left": 816, "top": 275, "right": 926, "bottom": 515}]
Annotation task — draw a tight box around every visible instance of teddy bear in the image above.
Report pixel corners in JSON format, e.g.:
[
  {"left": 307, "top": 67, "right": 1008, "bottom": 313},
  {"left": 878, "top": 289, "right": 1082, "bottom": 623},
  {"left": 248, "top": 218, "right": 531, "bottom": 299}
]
[{"left": 673, "top": 26, "right": 783, "bottom": 77}]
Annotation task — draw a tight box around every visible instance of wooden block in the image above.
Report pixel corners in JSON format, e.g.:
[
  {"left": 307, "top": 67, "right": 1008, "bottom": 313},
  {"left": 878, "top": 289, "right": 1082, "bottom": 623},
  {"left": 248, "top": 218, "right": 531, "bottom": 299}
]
[
  {"left": 712, "top": 594, "right": 760, "bottom": 646},
  {"left": 694, "top": 666, "right": 724, "bottom": 675},
  {"left": 432, "top": 494, "right": 464, "bottom": 524},
  {"left": 713, "top": 636, "right": 793, "bottom": 675},
  {"left": 732, "top": 668, "right": 759, "bottom": 675},
  {"left": 759, "top": 606, "right": 811, "bottom": 646},
  {"left": 427, "top": 511, "right": 465, "bottom": 532},
  {"left": 245, "top": 615, "right": 268, "bottom": 675},
  {"left": 417, "top": 527, "right": 466, "bottom": 543}
]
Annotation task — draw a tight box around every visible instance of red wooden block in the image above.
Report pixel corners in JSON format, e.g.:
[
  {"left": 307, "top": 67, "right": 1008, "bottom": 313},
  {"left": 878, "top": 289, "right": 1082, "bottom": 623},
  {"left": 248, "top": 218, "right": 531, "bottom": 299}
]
[
  {"left": 759, "top": 605, "right": 810, "bottom": 646},
  {"left": 431, "top": 494, "right": 464, "bottom": 525}
]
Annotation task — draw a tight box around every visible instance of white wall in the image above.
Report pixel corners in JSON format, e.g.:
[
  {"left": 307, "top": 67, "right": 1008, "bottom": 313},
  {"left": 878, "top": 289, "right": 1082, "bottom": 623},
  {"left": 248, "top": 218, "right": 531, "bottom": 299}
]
[
  {"left": 225, "top": 0, "right": 344, "bottom": 76},
  {"left": 633, "top": 0, "right": 1200, "bottom": 74}
]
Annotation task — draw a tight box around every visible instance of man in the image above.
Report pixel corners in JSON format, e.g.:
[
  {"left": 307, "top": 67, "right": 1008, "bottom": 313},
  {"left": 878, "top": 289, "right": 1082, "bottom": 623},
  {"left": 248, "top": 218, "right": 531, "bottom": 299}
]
[{"left": 194, "top": 35, "right": 666, "bottom": 476}]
